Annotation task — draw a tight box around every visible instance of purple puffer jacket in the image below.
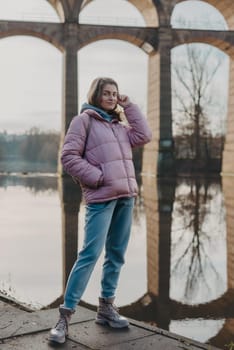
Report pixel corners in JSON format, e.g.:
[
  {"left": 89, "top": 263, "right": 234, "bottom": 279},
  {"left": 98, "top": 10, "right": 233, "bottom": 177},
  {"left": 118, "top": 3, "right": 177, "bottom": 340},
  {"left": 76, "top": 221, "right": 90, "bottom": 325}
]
[{"left": 61, "top": 103, "right": 152, "bottom": 203}]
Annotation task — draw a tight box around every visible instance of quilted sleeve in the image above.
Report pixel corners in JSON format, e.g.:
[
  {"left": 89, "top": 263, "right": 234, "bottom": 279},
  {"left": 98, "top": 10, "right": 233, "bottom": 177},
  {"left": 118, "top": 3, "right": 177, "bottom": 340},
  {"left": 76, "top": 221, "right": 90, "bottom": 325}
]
[
  {"left": 124, "top": 103, "right": 152, "bottom": 148},
  {"left": 61, "top": 115, "right": 103, "bottom": 188}
]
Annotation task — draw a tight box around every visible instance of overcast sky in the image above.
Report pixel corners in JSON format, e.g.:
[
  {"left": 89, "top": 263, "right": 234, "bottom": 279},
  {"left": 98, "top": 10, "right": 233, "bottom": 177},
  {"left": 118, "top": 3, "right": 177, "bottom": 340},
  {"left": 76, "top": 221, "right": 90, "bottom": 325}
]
[{"left": 0, "top": 0, "right": 228, "bottom": 133}]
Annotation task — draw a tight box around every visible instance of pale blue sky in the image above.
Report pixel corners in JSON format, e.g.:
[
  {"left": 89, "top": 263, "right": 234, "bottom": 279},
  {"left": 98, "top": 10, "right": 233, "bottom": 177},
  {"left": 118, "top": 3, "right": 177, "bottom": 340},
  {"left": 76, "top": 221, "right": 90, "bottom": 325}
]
[{"left": 0, "top": 0, "right": 228, "bottom": 133}]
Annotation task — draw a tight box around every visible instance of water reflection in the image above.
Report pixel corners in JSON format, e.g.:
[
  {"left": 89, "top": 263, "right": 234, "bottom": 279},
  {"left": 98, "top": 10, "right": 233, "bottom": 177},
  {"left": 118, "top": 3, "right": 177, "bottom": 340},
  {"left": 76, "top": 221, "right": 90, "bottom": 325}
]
[
  {"left": 0, "top": 173, "right": 58, "bottom": 192},
  {"left": 170, "top": 177, "right": 227, "bottom": 304},
  {"left": 0, "top": 174, "right": 62, "bottom": 308},
  {"left": 0, "top": 173, "right": 234, "bottom": 348}
]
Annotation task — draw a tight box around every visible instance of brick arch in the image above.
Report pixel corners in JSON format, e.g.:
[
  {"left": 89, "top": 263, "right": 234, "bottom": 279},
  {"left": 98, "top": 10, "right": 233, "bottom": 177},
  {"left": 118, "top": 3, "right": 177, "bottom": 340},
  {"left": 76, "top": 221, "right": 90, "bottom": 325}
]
[
  {"left": 171, "top": 0, "right": 233, "bottom": 29},
  {"left": 77, "top": 27, "right": 156, "bottom": 53},
  {"left": 172, "top": 29, "right": 234, "bottom": 59},
  {"left": 0, "top": 30, "right": 64, "bottom": 52},
  {"left": 46, "top": 0, "right": 65, "bottom": 22},
  {"left": 46, "top": 0, "right": 84, "bottom": 23},
  {"left": 80, "top": 0, "right": 158, "bottom": 27},
  {"left": 0, "top": 0, "right": 63, "bottom": 23},
  {"left": 173, "top": 39, "right": 234, "bottom": 59}
]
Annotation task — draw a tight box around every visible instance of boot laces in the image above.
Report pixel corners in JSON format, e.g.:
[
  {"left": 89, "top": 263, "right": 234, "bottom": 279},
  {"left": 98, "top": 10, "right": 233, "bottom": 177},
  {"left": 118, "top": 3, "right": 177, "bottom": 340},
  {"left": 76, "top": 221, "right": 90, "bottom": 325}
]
[
  {"left": 107, "top": 302, "right": 119, "bottom": 316},
  {"left": 55, "top": 315, "right": 68, "bottom": 331}
]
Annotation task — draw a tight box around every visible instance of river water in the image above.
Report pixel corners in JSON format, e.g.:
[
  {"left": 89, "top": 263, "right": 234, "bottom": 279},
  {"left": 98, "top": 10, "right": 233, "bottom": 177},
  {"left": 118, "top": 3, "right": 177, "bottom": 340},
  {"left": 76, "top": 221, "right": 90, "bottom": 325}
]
[{"left": 0, "top": 173, "right": 233, "bottom": 349}]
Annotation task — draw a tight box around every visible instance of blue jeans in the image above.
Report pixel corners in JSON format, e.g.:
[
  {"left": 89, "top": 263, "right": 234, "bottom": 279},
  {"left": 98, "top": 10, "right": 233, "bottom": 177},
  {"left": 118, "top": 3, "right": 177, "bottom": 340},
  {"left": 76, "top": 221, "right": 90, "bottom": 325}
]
[{"left": 64, "top": 197, "right": 135, "bottom": 310}]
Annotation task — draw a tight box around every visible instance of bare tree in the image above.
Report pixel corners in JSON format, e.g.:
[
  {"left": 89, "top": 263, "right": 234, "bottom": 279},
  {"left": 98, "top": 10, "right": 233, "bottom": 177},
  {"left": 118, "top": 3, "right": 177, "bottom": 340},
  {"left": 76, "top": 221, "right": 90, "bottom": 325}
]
[{"left": 172, "top": 43, "right": 224, "bottom": 160}]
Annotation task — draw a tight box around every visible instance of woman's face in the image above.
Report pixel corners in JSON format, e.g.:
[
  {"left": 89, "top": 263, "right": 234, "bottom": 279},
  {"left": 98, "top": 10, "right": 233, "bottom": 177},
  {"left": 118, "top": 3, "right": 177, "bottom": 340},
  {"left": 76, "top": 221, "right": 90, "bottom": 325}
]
[{"left": 99, "top": 84, "right": 118, "bottom": 112}]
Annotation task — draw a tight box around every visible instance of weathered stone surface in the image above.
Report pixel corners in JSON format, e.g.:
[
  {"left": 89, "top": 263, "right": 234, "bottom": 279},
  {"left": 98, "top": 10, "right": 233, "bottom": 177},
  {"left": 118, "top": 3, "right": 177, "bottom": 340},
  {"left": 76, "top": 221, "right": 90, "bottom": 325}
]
[
  {"left": 100, "top": 334, "right": 217, "bottom": 350},
  {"left": 0, "top": 302, "right": 94, "bottom": 339},
  {"left": 68, "top": 320, "right": 154, "bottom": 348},
  {"left": 1, "top": 332, "right": 87, "bottom": 350},
  {"left": 0, "top": 300, "right": 222, "bottom": 349}
]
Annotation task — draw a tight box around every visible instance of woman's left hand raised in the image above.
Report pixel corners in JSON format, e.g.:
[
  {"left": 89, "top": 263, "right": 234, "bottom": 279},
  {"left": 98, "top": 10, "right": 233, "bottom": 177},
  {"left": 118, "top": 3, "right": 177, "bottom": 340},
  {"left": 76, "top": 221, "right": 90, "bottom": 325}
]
[{"left": 117, "top": 94, "right": 131, "bottom": 108}]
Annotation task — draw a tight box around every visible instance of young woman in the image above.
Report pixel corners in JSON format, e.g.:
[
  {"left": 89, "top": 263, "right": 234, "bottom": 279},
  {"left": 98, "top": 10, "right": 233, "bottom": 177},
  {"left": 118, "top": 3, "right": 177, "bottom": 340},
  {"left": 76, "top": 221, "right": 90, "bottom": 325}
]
[{"left": 49, "top": 77, "right": 152, "bottom": 344}]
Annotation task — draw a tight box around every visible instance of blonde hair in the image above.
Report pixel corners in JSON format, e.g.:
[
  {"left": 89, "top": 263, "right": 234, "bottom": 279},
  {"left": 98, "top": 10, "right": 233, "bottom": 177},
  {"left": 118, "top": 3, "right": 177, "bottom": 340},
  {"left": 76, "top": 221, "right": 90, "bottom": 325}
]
[{"left": 87, "top": 77, "right": 119, "bottom": 108}]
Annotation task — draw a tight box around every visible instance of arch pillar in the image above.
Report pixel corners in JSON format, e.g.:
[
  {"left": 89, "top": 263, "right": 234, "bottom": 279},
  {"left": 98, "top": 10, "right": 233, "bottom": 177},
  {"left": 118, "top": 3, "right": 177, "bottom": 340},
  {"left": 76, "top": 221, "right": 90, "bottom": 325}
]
[
  {"left": 59, "top": 176, "right": 82, "bottom": 289},
  {"left": 142, "top": 25, "right": 175, "bottom": 300},
  {"left": 158, "top": 27, "right": 175, "bottom": 175},
  {"left": 142, "top": 173, "right": 175, "bottom": 328},
  {"left": 222, "top": 176, "right": 234, "bottom": 291},
  {"left": 143, "top": 28, "right": 175, "bottom": 177},
  {"left": 59, "top": 23, "right": 80, "bottom": 288},
  {"left": 143, "top": 52, "right": 160, "bottom": 176},
  {"left": 59, "top": 40, "right": 78, "bottom": 180},
  {"left": 142, "top": 173, "right": 159, "bottom": 297},
  {"left": 222, "top": 58, "right": 234, "bottom": 175},
  {"left": 142, "top": 50, "right": 160, "bottom": 295},
  {"left": 62, "top": 44, "right": 78, "bottom": 138},
  {"left": 143, "top": 53, "right": 175, "bottom": 320}
]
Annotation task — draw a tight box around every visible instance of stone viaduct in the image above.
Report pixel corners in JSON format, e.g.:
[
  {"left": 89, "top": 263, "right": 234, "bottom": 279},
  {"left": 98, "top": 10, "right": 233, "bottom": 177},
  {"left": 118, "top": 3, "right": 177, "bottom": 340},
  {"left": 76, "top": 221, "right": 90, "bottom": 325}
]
[
  {"left": 1, "top": 0, "right": 234, "bottom": 176},
  {"left": 1, "top": 0, "right": 234, "bottom": 346}
]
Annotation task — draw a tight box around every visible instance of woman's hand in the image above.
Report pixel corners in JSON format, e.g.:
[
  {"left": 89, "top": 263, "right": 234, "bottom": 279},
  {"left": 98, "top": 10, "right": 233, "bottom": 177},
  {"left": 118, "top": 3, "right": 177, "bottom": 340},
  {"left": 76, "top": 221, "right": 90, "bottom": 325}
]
[{"left": 117, "top": 94, "right": 131, "bottom": 108}]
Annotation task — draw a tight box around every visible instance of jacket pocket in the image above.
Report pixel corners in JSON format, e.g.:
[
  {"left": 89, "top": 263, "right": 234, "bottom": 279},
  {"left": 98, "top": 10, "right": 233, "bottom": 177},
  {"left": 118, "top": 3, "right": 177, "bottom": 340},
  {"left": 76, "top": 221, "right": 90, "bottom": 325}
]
[{"left": 99, "top": 163, "right": 105, "bottom": 186}]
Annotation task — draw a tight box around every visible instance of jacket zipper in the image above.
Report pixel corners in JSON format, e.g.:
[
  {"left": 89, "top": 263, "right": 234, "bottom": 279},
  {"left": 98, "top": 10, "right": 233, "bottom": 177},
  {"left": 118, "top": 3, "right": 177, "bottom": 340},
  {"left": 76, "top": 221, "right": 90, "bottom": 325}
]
[{"left": 110, "top": 124, "right": 132, "bottom": 194}]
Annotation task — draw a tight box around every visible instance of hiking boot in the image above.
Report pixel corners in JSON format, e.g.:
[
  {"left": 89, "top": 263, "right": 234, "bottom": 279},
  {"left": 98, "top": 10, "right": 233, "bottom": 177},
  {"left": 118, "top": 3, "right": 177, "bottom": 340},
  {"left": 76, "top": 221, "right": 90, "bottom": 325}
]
[
  {"left": 95, "top": 297, "right": 129, "bottom": 328},
  {"left": 48, "top": 305, "right": 75, "bottom": 344}
]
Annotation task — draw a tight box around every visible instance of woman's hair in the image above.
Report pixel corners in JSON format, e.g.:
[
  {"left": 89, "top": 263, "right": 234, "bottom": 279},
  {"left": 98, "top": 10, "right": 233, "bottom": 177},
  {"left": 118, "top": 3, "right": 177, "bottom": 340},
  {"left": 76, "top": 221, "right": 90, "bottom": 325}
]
[{"left": 87, "top": 77, "right": 119, "bottom": 108}]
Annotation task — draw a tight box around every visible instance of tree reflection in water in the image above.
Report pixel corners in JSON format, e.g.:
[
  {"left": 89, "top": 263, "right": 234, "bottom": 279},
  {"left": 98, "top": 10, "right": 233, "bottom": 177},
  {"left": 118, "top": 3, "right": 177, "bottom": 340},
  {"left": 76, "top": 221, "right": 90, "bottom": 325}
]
[
  {"left": 170, "top": 177, "right": 227, "bottom": 304},
  {"left": 0, "top": 173, "right": 58, "bottom": 193}
]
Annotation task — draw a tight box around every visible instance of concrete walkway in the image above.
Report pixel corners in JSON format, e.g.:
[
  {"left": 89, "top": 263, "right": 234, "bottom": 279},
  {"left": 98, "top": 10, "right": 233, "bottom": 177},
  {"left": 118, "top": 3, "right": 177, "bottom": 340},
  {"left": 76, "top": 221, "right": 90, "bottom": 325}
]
[{"left": 0, "top": 299, "right": 221, "bottom": 350}]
